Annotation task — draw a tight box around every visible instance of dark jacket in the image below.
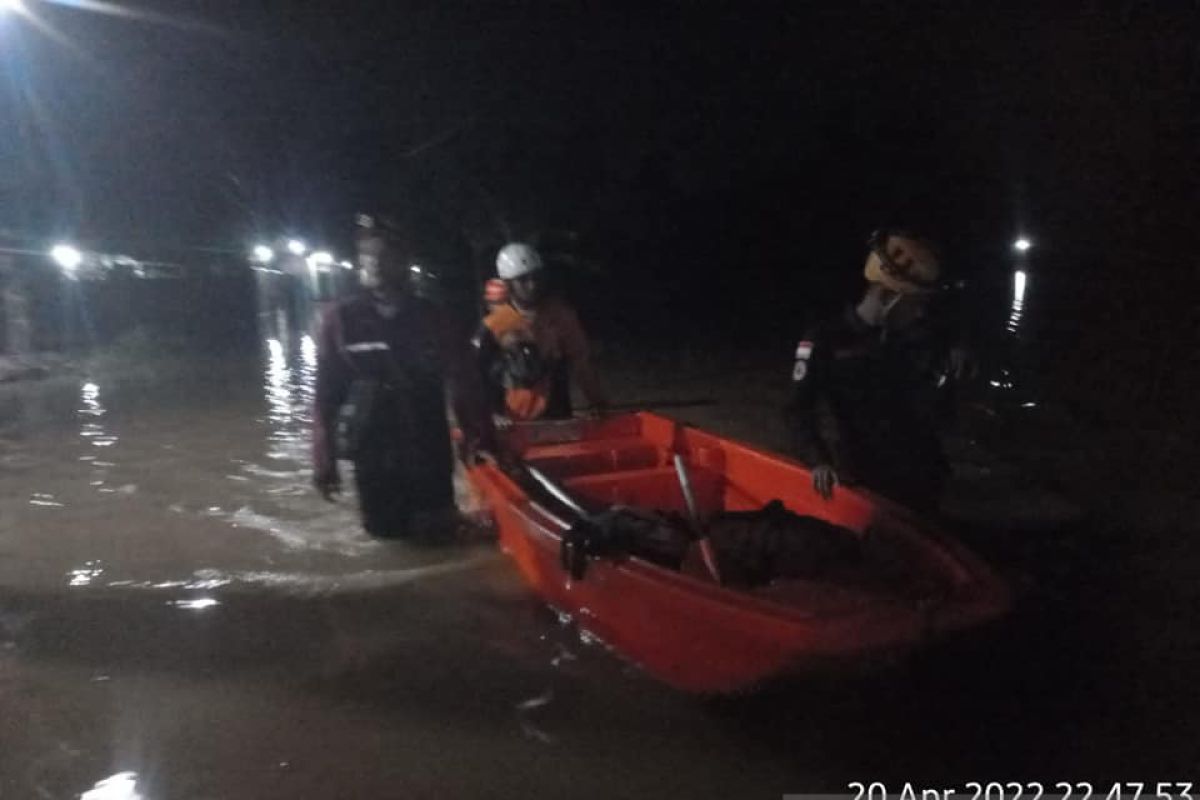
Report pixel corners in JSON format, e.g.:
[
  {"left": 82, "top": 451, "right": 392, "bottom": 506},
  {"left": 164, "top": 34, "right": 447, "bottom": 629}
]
[
  {"left": 783, "top": 306, "right": 948, "bottom": 511},
  {"left": 312, "top": 291, "right": 488, "bottom": 480}
]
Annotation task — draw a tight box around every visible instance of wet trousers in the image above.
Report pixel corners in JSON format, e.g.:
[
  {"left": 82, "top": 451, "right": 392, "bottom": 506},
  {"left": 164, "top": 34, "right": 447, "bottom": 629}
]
[{"left": 352, "top": 447, "right": 455, "bottom": 538}]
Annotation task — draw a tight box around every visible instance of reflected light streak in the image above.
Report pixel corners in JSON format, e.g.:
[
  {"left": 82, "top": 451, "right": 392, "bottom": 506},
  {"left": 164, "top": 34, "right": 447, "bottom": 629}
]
[
  {"left": 1007, "top": 270, "right": 1027, "bottom": 334},
  {"left": 9, "top": 4, "right": 102, "bottom": 65},
  {"left": 43, "top": 0, "right": 227, "bottom": 36},
  {"left": 80, "top": 771, "right": 143, "bottom": 800},
  {"left": 80, "top": 379, "right": 119, "bottom": 446},
  {"left": 265, "top": 339, "right": 291, "bottom": 413},
  {"left": 169, "top": 597, "right": 219, "bottom": 610},
  {"left": 300, "top": 334, "right": 317, "bottom": 370},
  {"left": 69, "top": 560, "right": 104, "bottom": 586}
]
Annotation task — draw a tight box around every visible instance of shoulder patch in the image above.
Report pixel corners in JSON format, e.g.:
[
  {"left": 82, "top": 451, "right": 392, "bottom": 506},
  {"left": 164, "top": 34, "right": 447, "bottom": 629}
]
[
  {"left": 792, "top": 360, "right": 808, "bottom": 381},
  {"left": 795, "top": 340, "right": 814, "bottom": 360}
]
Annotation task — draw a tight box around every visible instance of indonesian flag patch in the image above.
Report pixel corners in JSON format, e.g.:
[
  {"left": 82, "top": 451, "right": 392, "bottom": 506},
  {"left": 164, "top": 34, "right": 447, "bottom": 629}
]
[{"left": 792, "top": 340, "right": 813, "bottom": 381}]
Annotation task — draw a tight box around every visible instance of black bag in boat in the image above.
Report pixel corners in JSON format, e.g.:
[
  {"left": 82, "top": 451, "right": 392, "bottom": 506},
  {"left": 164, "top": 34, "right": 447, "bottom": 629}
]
[
  {"left": 560, "top": 507, "right": 692, "bottom": 579},
  {"left": 707, "top": 500, "right": 863, "bottom": 587}
]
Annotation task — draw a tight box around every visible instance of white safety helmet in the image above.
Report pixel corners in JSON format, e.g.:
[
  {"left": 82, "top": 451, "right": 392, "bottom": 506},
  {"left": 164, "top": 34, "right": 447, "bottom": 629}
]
[{"left": 496, "top": 243, "right": 544, "bottom": 280}]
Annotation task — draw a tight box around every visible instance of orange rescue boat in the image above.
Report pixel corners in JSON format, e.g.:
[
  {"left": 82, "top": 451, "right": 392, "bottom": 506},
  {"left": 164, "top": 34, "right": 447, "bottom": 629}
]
[{"left": 466, "top": 412, "right": 1010, "bottom": 693}]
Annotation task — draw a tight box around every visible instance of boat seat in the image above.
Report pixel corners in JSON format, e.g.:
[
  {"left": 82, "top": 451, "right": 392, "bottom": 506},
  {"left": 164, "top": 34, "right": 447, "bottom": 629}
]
[
  {"left": 563, "top": 465, "right": 725, "bottom": 516},
  {"left": 523, "top": 436, "right": 664, "bottom": 480}
]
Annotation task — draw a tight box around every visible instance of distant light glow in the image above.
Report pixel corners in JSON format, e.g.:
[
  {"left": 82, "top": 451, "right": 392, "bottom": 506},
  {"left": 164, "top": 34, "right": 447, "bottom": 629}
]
[
  {"left": 989, "top": 380, "right": 1002, "bottom": 388},
  {"left": 340, "top": 260, "right": 353, "bottom": 270},
  {"left": 1013, "top": 237, "right": 1033, "bottom": 253},
  {"left": 409, "top": 264, "right": 423, "bottom": 274},
  {"left": 1022, "top": 401, "right": 1038, "bottom": 408},
  {"left": 50, "top": 243, "right": 83, "bottom": 270},
  {"left": 286, "top": 239, "right": 307, "bottom": 256},
  {"left": 81, "top": 771, "right": 143, "bottom": 800},
  {"left": 170, "top": 597, "right": 219, "bottom": 610},
  {"left": 252, "top": 244, "right": 274, "bottom": 264}
]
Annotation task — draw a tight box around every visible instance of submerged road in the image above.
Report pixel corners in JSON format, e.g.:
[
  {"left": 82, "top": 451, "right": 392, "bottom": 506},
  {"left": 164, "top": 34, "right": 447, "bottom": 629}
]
[{"left": 0, "top": 335, "right": 1194, "bottom": 798}]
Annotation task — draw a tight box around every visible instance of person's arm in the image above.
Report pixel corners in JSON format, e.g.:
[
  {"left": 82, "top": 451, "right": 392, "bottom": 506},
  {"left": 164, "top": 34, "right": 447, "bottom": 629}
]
[
  {"left": 559, "top": 305, "right": 608, "bottom": 412},
  {"left": 933, "top": 287, "right": 978, "bottom": 380},
  {"left": 313, "top": 305, "right": 351, "bottom": 499},
  {"left": 441, "top": 313, "right": 496, "bottom": 459},
  {"left": 471, "top": 321, "right": 504, "bottom": 418},
  {"left": 782, "top": 334, "right": 839, "bottom": 499}
]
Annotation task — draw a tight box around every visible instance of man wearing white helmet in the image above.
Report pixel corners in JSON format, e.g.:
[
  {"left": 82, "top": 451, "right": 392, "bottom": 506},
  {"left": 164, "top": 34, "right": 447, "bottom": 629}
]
[
  {"left": 783, "top": 230, "right": 951, "bottom": 514},
  {"left": 475, "top": 242, "right": 607, "bottom": 421}
]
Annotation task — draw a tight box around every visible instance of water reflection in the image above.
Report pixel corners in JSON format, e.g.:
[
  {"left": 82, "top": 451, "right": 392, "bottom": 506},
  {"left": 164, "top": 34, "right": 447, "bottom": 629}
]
[
  {"left": 262, "top": 336, "right": 317, "bottom": 462},
  {"left": 168, "top": 597, "right": 220, "bottom": 610},
  {"left": 69, "top": 560, "right": 104, "bottom": 587},
  {"left": 1006, "top": 269, "right": 1027, "bottom": 335},
  {"left": 80, "top": 771, "right": 143, "bottom": 800},
  {"left": 265, "top": 338, "right": 290, "bottom": 426},
  {"left": 80, "top": 380, "right": 119, "bottom": 448},
  {"left": 301, "top": 331, "right": 318, "bottom": 367}
]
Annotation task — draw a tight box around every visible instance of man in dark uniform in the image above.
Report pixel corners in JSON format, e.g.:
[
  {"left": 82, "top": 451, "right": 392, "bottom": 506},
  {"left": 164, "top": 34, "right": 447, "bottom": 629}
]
[
  {"left": 784, "top": 230, "right": 951, "bottom": 515},
  {"left": 312, "top": 215, "right": 491, "bottom": 538}
]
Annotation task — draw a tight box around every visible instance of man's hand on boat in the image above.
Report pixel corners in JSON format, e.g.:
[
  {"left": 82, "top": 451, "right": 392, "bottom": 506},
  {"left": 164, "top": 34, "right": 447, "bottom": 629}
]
[
  {"left": 314, "top": 466, "right": 342, "bottom": 502},
  {"left": 812, "top": 464, "right": 839, "bottom": 500}
]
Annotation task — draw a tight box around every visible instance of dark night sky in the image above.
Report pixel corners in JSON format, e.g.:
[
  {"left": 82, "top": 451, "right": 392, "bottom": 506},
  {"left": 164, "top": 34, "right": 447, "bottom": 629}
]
[{"left": 1, "top": 1, "right": 1197, "bottom": 297}]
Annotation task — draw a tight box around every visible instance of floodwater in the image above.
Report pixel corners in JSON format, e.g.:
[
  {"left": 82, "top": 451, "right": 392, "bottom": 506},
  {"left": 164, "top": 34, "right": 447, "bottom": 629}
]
[{"left": 0, "top": 329, "right": 1196, "bottom": 799}]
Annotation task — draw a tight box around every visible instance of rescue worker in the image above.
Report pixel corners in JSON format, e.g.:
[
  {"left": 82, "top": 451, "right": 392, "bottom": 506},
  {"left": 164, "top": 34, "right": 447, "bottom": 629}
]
[
  {"left": 475, "top": 243, "right": 607, "bottom": 421},
  {"left": 312, "top": 215, "right": 492, "bottom": 539},
  {"left": 784, "top": 230, "right": 950, "bottom": 514}
]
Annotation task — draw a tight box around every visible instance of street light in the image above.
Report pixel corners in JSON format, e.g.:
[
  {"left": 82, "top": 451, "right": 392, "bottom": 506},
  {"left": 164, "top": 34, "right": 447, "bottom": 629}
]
[
  {"left": 251, "top": 244, "right": 274, "bottom": 264},
  {"left": 307, "top": 251, "right": 333, "bottom": 271},
  {"left": 50, "top": 244, "right": 83, "bottom": 272},
  {"left": 286, "top": 239, "right": 307, "bottom": 256},
  {"left": 1013, "top": 237, "right": 1032, "bottom": 253}
]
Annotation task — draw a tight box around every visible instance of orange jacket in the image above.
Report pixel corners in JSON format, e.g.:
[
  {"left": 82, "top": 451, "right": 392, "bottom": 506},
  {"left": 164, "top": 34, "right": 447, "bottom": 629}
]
[{"left": 477, "top": 298, "right": 606, "bottom": 421}]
